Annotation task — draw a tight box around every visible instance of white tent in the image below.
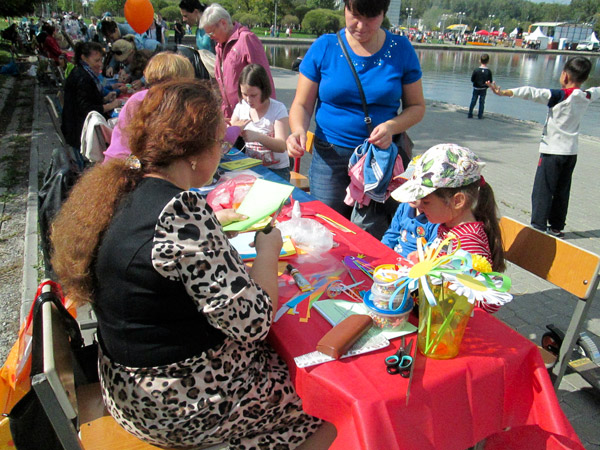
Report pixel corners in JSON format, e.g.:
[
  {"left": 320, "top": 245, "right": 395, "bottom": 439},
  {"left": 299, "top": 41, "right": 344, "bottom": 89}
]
[
  {"left": 509, "top": 27, "right": 519, "bottom": 37},
  {"left": 588, "top": 32, "right": 600, "bottom": 43},
  {"left": 525, "top": 26, "right": 548, "bottom": 42}
]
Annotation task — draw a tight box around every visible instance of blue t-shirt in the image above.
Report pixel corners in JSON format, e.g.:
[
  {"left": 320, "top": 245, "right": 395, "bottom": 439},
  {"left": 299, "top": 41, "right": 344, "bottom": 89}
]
[
  {"left": 382, "top": 203, "right": 438, "bottom": 258},
  {"left": 300, "top": 29, "right": 422, "bottom": 148}
]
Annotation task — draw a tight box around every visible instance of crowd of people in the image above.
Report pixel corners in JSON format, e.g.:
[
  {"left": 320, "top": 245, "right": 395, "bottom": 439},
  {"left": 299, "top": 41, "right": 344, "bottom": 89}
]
[{"left": 28, "top": 0, "right": 600, "bottom": 448}]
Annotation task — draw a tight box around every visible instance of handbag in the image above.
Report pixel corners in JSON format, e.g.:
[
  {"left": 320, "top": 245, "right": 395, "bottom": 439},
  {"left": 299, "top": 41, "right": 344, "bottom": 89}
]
[
  {"left": 8, "top": 284, "right": 94, "bottom": 450},
  {"left": 336, "top": 31, "right": 413, "bottom": 167}
]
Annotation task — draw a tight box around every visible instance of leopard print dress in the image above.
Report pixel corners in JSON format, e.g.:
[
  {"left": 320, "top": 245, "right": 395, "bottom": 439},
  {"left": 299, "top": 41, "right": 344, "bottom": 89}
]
[{"left": 99, "top": 190, "right": 322, "bottom": 449}]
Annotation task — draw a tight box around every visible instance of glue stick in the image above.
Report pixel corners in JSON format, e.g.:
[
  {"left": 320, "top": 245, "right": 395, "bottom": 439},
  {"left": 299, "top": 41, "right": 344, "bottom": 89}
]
[{"left": 287, "top": 264, "right": 312, "bottom": 292}]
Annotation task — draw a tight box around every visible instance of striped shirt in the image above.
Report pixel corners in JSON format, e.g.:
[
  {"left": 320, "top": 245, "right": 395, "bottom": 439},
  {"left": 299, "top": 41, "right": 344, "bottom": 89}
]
[{"left": 438, "top": 222, "right": 500, "bottom": 313}]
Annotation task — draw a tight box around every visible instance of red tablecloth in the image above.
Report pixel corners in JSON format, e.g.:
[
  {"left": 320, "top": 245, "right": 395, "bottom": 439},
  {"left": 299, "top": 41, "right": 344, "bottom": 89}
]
[{"left": 268, "top": 201, "right": 584, "bottom": 450}]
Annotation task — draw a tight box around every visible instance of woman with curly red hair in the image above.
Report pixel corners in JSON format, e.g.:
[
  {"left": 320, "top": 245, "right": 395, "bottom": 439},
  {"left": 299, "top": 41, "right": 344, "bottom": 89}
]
[{"left": 50, "top": 79, "right": 334, "bottom": 449}]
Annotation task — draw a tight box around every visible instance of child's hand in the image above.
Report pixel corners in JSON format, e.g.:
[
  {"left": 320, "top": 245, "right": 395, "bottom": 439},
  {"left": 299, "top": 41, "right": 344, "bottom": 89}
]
[
  {"left": 241, "top": 129, "right": 261, "bottom": 143},
  {"left": 487, "top": 81, "right": 502, "bottom": 95},
  {"left": 231, "top": 118, "right": 250, "bottom": 129}
]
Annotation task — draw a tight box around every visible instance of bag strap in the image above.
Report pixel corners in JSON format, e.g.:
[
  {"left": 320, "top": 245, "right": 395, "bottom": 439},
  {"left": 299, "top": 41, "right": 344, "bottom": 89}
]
[
  {"left": 31, "top": 290, "right": 84, "bottom": 377},
  {"left": 337, "top": 30, "right": 373, "bottom": 134}
]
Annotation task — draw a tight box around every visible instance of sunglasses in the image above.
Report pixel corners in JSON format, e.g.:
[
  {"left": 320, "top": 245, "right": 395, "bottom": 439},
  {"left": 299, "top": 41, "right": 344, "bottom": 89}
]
[{"left": 113, "top": 50, "right": 124, "bottom": 56}]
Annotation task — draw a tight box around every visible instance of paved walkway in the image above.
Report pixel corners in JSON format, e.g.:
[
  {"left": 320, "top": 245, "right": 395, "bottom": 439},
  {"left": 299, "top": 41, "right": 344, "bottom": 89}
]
[{"left": 272, "top": 67, "right": 600, "bottom": 449}]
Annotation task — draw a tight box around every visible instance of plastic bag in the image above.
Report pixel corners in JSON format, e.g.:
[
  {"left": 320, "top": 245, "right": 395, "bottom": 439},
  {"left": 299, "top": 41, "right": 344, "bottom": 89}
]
[
  {"left": 0, "top": 281, "right": 74, "bottom": 416},
  {"left": 278, "top": 203, "right": 334, "bottom": 255},
  {"left": 206, "top": 174, "right": 256, "bottom": 211}
]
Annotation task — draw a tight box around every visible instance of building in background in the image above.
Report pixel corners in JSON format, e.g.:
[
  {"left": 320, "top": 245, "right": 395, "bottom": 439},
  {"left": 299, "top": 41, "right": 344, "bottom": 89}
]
[{"left": 387, "top": 0, "right": 402, "bottom": 28}]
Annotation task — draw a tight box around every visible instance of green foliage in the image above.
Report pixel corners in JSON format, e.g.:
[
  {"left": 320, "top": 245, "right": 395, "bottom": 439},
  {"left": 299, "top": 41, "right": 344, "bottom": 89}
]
[
  {"left": 282, "top": 14, "right": 299, "bottom": 26},
  {"left": 160, "top": 5, "right": 181, "bottom": 21},
  {"left": 302, "top": 8, "right": 340, "bottom": 35},
  {"left": 151, "top": 0, "right": 170, "bottom": 11},
  {"left": 234, "top": 12, "right": 262, "bottom": 27},
  {"left": 92, "top": 0, "right": 126, "bottom": 17},
  {"left": 307, "top": 0, "right": 339, "bottom": 9},
  {"left": 294, "top": 5, "right": 312, "bottom": 22}
]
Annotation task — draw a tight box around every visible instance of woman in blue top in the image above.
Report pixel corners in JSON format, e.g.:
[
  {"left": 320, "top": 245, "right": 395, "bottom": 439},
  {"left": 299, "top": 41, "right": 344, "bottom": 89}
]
[{"left": 286, "top": 0, "right": 425, "bottom": 238}]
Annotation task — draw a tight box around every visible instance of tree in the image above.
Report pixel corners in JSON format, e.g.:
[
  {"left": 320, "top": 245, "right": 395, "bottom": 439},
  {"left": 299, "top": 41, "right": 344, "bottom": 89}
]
[
  {"left": 92, "top": 0, "right": 126, "bottom": 17},
  {"left": 282, "top": 14, "right": 299, "bottom": 26},
  {"left": 0, "top": 0, "right": 44, "bottom": 16},
  {"left": 302, "top": 8, "right": 340, "bottom": 35},
  {"left": 160, "top": 5, "right": 181, "bottom": 21},
  {"left": 307, "top": 0, "right": 339, "bottom": 9},
  {"left": 234, "top": 12, "right": 262, "bottom": 27}
]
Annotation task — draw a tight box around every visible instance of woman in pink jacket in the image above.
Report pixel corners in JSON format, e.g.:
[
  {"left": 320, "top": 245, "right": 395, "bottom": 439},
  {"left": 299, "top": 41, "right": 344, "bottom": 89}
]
[{"left": 199, "top": 3, "right": 275, "bottom": 119}]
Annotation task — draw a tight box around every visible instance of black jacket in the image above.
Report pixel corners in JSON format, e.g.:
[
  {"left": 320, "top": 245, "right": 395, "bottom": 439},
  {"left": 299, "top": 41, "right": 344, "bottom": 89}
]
[{"left": 61, "top": 65, "right": 105, "bottom": 148}]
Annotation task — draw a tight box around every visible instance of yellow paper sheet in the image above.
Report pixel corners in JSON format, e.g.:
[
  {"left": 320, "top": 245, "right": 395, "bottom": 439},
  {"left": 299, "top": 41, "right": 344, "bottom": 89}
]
[{"left": 223, "top": 179, "right": 294, "bottom": 232}]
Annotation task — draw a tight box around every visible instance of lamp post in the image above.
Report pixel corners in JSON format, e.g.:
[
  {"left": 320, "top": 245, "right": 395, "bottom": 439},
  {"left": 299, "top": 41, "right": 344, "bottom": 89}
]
[
  {"left": 274, "top": 0, "right": 278, "bottom": 37},
  {"left": 457, "top": 12, "right": 465, "bottom": 34},
  {"left": 441, "top": 13, "right": 450, "bottom": 34},
  {"left": 488, "top": 14, "right": 495, "bottom": 31},
  {"left": 406, "top": 7, "right": 413, "bottom": 30}
]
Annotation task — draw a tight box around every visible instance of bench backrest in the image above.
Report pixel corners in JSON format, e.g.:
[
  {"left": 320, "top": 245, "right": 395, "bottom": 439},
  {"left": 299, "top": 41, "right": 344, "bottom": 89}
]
[{"left": 500, "top": 216, "right": 600, "bottom": 299}]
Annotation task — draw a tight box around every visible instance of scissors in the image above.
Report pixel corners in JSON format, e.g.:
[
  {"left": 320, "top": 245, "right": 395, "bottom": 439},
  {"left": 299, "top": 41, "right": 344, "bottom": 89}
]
[
  {"left": 255, "top": 201, "right": 286, "bottom": 247},
  {"left": 326, "top": 280, "right": 364, "bottom": 302},
  {"left": 385, "top": 337, "right": 413, "bottom": 377}
]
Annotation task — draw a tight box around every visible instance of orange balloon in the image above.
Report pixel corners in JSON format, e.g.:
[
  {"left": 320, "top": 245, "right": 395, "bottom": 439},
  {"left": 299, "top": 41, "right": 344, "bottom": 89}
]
[{"left": 124, "top": 0, "right": 155, "bottom": 34}]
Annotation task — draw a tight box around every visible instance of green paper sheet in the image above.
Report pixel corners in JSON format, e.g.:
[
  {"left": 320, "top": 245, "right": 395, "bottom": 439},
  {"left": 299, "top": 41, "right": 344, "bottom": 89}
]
[
  {"left": 223, "top": 179, "right": 294, "bottom": 232},
  {"left": 219, "top": 158, "right": 262, "bottom": 170}
]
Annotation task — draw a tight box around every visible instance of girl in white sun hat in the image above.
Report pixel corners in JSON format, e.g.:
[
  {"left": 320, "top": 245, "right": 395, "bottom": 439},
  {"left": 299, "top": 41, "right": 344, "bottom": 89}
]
[{"left": 391, "top": 143, "right": 506, "bottom": 312}]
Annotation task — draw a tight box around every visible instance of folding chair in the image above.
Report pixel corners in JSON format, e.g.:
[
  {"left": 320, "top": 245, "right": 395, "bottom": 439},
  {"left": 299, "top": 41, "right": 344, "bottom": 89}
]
[
  {"left": 289, "top": 130, "right": 314, "bottom": 192},
  {"left": 500, "top": 216, "right": 600, "bottom": 388},
  {"left": 45, "top": 94, "right": 67, "bottom": 148}
]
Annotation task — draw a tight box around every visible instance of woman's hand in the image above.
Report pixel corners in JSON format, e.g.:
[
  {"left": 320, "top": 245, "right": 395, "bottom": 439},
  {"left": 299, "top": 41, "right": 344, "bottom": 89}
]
[
  {"left": 254, "top": 227, "right": 283, "bottom": 257},
  {"left": 105, "top": 66, "right": 114, "bottom": 77},
  {"left": 286, "top": 131, "right": 306, "bottom": 159},
  {"left": 215, "top": 209, "right": 247, "bottom": 227},
  {"left": 368, "top": 122, "right": 394, "bottom": 149}
]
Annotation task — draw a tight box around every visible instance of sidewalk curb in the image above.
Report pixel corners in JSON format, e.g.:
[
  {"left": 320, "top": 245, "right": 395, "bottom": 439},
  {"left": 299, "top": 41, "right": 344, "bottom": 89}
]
[{"left": 20, "top": 83, "right": 40, "bottom": 323}]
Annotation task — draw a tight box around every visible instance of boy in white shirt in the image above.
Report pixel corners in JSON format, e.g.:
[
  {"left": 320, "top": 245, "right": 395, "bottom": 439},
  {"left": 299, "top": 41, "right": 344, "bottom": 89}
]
[{"left": 488, "top": 56, "right": 600, "bottom": 238}]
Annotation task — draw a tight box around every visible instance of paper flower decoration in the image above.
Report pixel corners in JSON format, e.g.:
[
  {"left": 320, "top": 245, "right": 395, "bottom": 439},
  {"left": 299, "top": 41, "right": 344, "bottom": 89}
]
[{"left": 379, "top": 237, "right": 512, "bottom": 308}]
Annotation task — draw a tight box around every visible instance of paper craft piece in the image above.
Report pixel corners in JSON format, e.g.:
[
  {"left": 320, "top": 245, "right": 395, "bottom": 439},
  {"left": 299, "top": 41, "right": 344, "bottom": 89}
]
[
  {"left": 223, "top": 179, "right": 294, "bottom": 232},
  {"left": 230, "top": 233, "right": 296, "bottom": 260},
  {"left": 294, "top": 333, "right": 390, "bottom": 368},
  {"left": 313, "top": 299, "right": 417, "bottom": 340},
  {"left": 220, "top": 158, "right": 262, "bottom": 171}
]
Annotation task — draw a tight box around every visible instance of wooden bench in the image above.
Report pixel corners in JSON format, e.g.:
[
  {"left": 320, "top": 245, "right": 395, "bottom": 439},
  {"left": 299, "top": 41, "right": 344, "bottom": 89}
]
[{"left": 500, "top": 216, "right": 600, "bottom": 388}]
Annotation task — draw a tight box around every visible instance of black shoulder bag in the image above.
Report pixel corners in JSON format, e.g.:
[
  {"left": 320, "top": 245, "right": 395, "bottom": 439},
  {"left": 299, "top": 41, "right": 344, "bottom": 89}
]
[{"left": 336, "top": 30, "right": 413, "bottom": 168}]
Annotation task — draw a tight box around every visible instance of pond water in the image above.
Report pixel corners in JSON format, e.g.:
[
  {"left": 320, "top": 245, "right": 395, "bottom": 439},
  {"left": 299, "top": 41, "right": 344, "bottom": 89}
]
[{"left": 264, "top": 44, "right": 600, "bottom": 138}]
